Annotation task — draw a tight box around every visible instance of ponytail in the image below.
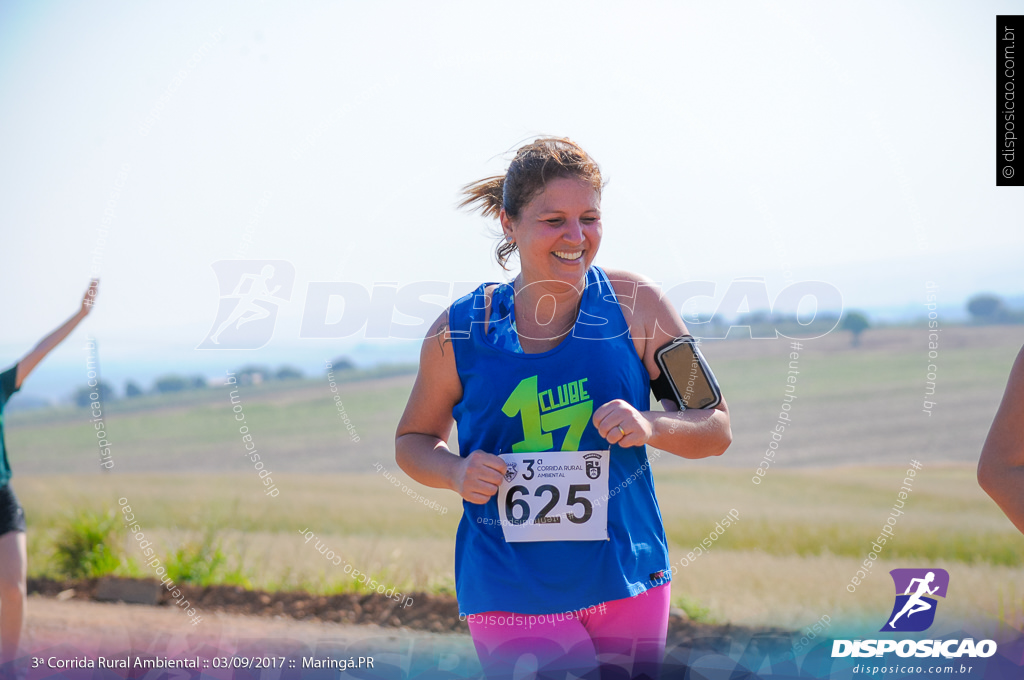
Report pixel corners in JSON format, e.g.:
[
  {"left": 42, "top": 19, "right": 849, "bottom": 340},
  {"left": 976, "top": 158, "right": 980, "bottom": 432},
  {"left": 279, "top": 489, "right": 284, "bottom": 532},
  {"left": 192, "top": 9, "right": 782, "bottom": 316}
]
[{"left": 458, "top": 175, "right": 505, "bottom": 219}]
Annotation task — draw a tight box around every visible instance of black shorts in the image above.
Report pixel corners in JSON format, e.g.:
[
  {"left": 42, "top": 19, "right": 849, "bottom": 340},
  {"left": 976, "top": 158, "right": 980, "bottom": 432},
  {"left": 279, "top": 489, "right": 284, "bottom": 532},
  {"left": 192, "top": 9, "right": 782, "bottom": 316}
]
[{"left": 0, "top": 484, "right": 26, "bottom": 536}]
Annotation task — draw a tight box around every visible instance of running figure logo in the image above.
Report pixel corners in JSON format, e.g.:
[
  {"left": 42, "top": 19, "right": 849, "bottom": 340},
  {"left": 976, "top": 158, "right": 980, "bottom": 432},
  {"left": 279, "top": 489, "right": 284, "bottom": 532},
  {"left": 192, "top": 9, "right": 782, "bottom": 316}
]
[
  {"left": 197, "top": 260, "right": 295, "bottom": 350},
  {"left": 881, "top": 568, "right": 949, "bottom": 632}
]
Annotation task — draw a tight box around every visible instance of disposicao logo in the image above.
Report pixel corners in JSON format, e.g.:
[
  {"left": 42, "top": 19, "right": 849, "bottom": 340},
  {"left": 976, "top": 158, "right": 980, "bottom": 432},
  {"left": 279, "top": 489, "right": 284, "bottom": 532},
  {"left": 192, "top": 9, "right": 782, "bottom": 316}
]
[
  {"left": 197, "top": 260, "right": 295, "bottom": 350},
  {"left": 832, "top": 568, "right": 998, "bottom": 659},
  {"left": 882, "top": 568, "right": 948, "bottom": 632}
]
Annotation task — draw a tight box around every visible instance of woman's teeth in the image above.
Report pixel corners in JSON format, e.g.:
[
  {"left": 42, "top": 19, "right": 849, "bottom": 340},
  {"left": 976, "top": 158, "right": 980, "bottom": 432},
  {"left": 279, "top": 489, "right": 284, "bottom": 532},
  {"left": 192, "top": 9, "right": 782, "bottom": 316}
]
[{"left": 554, "top": 251, "right": 583, "bottom": 261}]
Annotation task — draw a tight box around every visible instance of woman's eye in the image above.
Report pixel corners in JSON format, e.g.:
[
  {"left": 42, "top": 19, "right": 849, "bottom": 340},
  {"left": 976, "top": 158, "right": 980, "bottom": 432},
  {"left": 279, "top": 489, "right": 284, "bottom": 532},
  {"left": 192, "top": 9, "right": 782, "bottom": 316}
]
[{"left": 545, "top": 219, "right": 563, "bottom": 225}]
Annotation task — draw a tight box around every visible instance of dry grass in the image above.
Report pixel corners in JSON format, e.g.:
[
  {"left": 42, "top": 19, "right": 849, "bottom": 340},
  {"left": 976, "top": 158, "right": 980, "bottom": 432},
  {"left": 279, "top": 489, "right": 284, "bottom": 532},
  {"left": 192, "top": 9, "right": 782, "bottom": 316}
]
[
  {"left": 16, "top": 464, "right": 1023, "bottom": 630},
  {"left": 8, "top": 325, "right": 1024, "bottom": 629},
  {"left": 669, "top": 549, "right": 1024, "bottom": 634}
]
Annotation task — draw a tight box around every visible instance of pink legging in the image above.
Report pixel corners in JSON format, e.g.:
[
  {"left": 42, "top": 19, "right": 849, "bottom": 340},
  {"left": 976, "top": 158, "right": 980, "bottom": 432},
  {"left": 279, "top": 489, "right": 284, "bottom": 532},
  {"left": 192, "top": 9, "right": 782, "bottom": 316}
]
[{"left": 466, "top": 583, "right": 671, "bottom": 680}]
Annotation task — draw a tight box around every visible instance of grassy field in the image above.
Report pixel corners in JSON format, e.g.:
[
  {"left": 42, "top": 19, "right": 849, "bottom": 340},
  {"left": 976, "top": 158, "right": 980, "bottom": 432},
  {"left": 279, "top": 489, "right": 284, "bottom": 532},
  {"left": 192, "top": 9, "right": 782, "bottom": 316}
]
[
  {"left": 16, "top": 465, "right": 1023, "bottom": 632},
  {"left": 7, "top": 326, "right": 1022, "bottom": 477},
  {"left": 692, "top": 324, "right": 1024, "bottom": 469},
  {"left": 6, "top": 325, "right": 1024, "bottom": 633},
  {"left": 6, "top": 368, "right": 417, "bottom": 475}
]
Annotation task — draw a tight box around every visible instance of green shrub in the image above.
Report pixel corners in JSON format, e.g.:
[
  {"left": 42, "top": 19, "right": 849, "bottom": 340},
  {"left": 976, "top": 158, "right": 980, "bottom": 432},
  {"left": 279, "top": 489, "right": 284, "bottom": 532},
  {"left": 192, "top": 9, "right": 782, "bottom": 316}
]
[
  {"left": 52, "top": 510, "right": 121, "bottom": 579},
  {"left": 164, "top": 532, "right": 228, "bottom": 586},
  {"left": 675, "top": 594, "right": 714, "bottom": 623}
]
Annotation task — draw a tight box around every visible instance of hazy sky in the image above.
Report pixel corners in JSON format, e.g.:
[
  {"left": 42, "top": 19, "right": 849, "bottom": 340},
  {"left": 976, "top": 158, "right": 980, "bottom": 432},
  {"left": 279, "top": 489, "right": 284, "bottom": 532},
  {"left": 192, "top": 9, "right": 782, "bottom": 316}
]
[{"left": 1, "top": 1, "right": 1021, "bottom": 396}]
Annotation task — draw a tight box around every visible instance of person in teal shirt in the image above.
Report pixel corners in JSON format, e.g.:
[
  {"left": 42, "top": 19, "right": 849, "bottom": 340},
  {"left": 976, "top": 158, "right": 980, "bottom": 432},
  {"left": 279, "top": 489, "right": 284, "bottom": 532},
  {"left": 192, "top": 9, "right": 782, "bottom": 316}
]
[{"left": 0, "top": 279, "right": 98, "bottom": 664}]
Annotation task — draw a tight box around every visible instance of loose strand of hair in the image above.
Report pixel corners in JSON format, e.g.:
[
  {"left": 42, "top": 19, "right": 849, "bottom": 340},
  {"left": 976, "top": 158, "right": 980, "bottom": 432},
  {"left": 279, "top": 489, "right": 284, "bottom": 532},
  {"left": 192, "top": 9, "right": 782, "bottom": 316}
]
[
  {"left": 495, "top": 238, "right": 518, "bottom": 271},
  {"left": 458, "top": 176, "right": 504, "bottom": 219}
]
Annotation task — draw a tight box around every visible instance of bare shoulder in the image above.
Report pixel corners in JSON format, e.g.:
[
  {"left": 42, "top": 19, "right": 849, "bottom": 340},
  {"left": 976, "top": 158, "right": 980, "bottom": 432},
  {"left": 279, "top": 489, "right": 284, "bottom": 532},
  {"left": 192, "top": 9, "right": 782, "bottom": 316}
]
[
  {"left": 602, "top": 267, "right": 654, "bottom": 291},
  {"left": 601, "top": 268, "right": 673, "bottom": 321},
  {"left": 424, "top": 283, "right": 496, "bottom": 350},
  {"left": 602, "top": 268, "right": 649, "bottom": 316},
  {"left": 424, "top": 307, "right": 453, "bottom": 354},
  {"left": 397, "top": 307, "right": 463, "bottom": 440},
  {"left": 601, "top": 267, "right": 689, "bottom": 377},
  {"left": 418, "top": 307, "right": 460, "bottom": 385}
]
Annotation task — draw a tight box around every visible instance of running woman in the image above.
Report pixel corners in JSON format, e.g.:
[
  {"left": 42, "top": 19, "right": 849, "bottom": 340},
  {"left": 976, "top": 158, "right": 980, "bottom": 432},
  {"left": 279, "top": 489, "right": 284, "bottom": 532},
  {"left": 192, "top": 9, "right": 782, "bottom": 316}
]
[
  {"left": 395, "top": 139, "right": 732, "bottom": 678},
  {"left": 0, "top": 279, "right": 98, "bottom": 663}
]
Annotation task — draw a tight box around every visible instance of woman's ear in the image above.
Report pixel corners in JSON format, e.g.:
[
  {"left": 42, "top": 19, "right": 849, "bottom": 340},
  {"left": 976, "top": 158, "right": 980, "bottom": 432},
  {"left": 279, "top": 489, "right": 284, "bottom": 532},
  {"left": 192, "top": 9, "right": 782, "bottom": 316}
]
[{"left": 499, "top": 209, "right": 514, "bottom": 243}]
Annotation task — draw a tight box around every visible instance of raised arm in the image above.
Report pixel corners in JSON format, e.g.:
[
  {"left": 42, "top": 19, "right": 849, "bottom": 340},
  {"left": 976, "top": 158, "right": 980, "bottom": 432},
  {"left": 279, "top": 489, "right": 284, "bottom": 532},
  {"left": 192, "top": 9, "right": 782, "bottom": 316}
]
[
  {"left": 15, "top": 279, "right": 99, "bottom": 390},
  {"left": 977, "top": 344, "right": 1024, "bottom": 534},
  {"left": 395, "top": 309, "right": 506, "bottom": 504},
  {"left": 594, "top": 271, "right": 732, "bottom": 459}
]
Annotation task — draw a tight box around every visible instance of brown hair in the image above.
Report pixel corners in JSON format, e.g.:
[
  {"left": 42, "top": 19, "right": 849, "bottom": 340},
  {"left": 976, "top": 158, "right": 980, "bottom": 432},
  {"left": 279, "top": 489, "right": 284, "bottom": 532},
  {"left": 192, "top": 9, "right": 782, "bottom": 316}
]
[{"left": 459, "top": 137, "right": 603, "bottom": 270}]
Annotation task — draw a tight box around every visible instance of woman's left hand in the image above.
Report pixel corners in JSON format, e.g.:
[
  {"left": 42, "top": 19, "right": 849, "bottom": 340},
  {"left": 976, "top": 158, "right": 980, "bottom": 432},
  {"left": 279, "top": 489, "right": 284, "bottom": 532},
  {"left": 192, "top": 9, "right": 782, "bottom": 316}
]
[{"left": 593, "top": 399, "right": 653, "bottom": 448}]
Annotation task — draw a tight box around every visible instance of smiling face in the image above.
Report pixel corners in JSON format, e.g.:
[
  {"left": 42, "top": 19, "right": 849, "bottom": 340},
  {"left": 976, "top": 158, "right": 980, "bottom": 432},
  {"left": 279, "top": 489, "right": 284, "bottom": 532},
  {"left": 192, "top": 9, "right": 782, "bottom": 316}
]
[{"left": 500, "top": 176, "right": 602, "bottom": 287}]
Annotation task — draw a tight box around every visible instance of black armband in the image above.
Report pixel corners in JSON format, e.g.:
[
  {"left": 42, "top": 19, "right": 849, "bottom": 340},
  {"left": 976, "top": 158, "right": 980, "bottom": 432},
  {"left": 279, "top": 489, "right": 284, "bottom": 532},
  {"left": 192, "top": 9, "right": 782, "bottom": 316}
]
[
  {"left": 650, "top": 366, "right": 677, "bottom": 406},
  {"left": 649, "top": 334, "right": 723, "bottom": 411},
  {"left": 650, "top": 337, "right": 687, "bottom": 408}
]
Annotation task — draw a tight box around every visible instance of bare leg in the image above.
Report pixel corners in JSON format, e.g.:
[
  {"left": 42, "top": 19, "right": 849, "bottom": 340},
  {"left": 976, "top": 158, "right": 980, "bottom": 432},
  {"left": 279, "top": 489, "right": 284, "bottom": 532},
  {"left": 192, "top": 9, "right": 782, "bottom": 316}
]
[{"left": 0, "top": 532, "right": 26, "bottom": 664}]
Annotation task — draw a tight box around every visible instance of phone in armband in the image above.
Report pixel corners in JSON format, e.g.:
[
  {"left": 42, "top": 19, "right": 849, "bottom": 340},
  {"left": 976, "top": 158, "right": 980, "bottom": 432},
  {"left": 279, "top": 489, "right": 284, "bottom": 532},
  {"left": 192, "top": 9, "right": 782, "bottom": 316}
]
[{"left": 653, "top": 336, "right": 722, "bottom": 410}]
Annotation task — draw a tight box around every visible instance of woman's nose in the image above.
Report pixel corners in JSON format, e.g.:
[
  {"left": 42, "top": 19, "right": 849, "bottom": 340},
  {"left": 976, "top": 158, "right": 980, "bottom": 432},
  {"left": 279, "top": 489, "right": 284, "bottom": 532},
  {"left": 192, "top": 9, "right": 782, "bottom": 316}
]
[{"left": 563, "top": 218, "right": 585, "bottom": 244}]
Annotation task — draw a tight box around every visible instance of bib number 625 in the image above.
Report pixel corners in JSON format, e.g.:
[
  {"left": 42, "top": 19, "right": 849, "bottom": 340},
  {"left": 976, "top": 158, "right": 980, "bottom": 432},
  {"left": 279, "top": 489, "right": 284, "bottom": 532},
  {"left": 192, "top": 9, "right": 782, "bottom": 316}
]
[
  {"left": 505, "top": 484, "right": 593, "bottom": 525},
  {"left": 496, "top": 450, "right": 609, "bottom": 542}
]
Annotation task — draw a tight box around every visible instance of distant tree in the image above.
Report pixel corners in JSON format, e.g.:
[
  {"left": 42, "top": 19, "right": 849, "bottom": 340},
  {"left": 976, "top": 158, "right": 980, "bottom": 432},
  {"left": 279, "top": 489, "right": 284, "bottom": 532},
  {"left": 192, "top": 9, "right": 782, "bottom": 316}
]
[
  {"left": 190, "top": 375, "right": 207, "bottom": 389},
  {"left": 738, "top": 311, "right": 770, "bottom": 325},
  {"left": 841, "top": 311, "right": 870, "bottom": 347},
  {"left": 329, "top": 357, "right": 357, "bottom": 371},
  {"left": 74, "top": 381, "right": 116, "bottom": 407},
  {"left": 124, "top": 380, "right": 144, "bottom": 398},
  {"left": 770, "top": 313, "right": 797, "bottom": 325},
  {"left": 275, "top": 366, "right": 304, "bottom": 381},
  {"left": 816, "top": 312, "right": 841, "bottom": 324},
  {"left": 154, "top": 375, "right": 190, "bottom": 393},
  {"left": 968, "top": 294, "right": 1006, "bottom": 323},
  {"left": 235, "top": 364, "right": 271, "bottom": 385},
  {"left": 5, "top": 394, "right": 51, "bottom": 413}
]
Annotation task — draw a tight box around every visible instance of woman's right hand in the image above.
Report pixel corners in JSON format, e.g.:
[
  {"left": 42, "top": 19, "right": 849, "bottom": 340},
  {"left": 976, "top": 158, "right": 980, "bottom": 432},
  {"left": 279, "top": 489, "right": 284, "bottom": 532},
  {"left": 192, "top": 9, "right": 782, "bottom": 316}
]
[{"left": 454, "top": 450, "right": 507, "bottom": 504}]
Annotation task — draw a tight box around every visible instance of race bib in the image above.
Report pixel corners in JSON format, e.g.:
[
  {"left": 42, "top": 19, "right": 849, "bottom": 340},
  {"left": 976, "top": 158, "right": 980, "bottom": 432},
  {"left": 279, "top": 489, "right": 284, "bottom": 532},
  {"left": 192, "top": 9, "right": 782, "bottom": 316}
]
[{"left": 496, "top": 450, "right": 609, "bottom": 542}]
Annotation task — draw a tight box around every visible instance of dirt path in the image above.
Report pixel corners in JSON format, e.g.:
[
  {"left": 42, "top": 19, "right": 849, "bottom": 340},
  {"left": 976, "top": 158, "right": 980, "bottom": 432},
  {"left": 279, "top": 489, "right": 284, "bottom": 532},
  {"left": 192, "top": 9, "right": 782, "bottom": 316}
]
[
  {"left": 17, "top": 577, "right": 795, "bottom": 679},
  {"left": 19, "top": 594, "right": 786, "bottom": 657},
  {"left": 21, "top": 595, "right": 478, "bottom": 670}
]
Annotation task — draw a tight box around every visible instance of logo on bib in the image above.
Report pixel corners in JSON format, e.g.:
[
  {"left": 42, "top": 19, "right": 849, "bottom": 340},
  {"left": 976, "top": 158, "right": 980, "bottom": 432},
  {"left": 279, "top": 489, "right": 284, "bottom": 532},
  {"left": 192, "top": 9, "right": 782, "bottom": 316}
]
[
  {"left": 584, "top": 452, "right": 603, "bottom": 480},
  {"left": 504, "top": 462, "right": 518, "bottom": 483}
]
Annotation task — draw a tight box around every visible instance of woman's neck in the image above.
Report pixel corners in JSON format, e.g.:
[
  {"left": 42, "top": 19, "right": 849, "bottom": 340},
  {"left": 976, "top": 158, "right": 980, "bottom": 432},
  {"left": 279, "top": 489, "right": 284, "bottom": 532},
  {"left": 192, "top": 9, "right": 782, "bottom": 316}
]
[{"left": 512, "top": 272, "right": 585, "bottom": 341}]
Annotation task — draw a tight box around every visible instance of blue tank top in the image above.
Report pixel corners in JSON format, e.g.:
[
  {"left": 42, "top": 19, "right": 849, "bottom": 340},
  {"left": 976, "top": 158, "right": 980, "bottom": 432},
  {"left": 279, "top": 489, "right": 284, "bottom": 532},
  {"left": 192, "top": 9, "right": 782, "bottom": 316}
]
[
  {"left": 448, "top": 265, "right": 671, "bottom": 615},
  {"left": 482, "top": 282, "right": 524, "bottom": 353}
]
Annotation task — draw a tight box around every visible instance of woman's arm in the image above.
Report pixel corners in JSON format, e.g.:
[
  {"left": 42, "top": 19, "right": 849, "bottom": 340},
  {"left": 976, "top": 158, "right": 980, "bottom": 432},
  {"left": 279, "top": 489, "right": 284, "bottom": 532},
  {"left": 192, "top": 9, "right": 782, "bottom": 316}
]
[
  {"left": 595, "top": 271, "right": 732, "bottom": 459},
  {"left": 395, "top": 310, "right": 507, "bottom": 504},
  {"left": 15, "top": 279, "right": 99, "bottom": 390},
  {"left": 977, "top": 344, "right": 1024, "bottom": 533}
]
